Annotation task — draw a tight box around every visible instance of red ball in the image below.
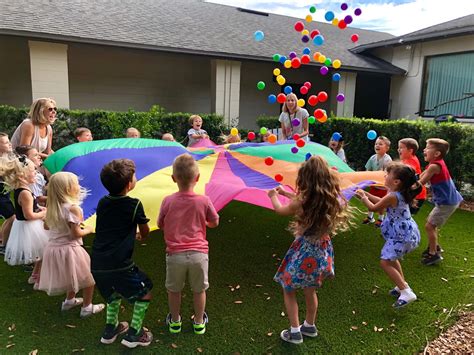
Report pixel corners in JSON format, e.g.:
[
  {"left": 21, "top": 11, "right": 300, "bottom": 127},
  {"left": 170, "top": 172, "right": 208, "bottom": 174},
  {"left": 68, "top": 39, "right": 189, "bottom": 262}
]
[
  {"left": 291, "top": 57, "right": 301, "bottom": 69},
  {"left": 304, "top": 81, "right": 312, "bottom": 89},
  {"left": 338, "top": 19, "right": 347, "bottom": 29},
  {"left": 310, "top": 30, "right": 320, "bottom": 38},
  {"left": 314, "top": 109, "right": 325, "bottom": 119},
  {"left": 275, "top": 173, "right": 284, "bottom": 182},
  {"left": 264, "top": 156, "right": 274, "bottom": 166},
  {"left": 296, "top": 138, "right": 306, "bottom": 148},
  {"left": 318, "top": 91, "right": 328, "bottom": 102},
  {"left": 248, "top": 132, "right": 256, "bottom": 140},
  {"left": 299, "top": 86, "right": 308, "bottom": 95},
  {"left": 294, "top": 21, "right": 305, "bottom": 32},
  {"left": 293, "top": 133, "right": 300, "bottom": 140},
  {"left": 301, "top": 54, "right": 310, "bottom": 64},
  {"left": 351, "top": 34, "right": 359, "bottom": 43},
  {"left": 308, "top": 95, "right": 318, "bottom": 106},
  {"left": 277, "top": 93, "right": 286, "bottom": 104}
]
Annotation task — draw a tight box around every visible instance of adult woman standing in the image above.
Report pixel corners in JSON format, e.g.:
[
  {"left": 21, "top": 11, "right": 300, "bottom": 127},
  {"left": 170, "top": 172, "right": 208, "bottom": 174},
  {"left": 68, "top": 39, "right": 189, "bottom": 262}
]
[
  {"left": 11, "top": 98, "right": 56, "bottom": 160},
  {"left": 279, "top": 93, "right": 310, "bottom": 141}
]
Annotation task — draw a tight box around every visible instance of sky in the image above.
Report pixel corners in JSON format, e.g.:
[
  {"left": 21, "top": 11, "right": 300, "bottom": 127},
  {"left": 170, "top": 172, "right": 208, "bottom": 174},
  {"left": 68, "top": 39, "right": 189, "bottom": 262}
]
[{"left": 206, "top": 0, "right": 474, "bottom": 36}]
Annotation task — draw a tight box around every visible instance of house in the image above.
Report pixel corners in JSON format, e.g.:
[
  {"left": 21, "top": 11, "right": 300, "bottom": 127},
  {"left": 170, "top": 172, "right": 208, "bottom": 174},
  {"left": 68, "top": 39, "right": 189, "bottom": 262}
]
[{"left": 0, "top": 0, "right": 471, "bottom": 128}]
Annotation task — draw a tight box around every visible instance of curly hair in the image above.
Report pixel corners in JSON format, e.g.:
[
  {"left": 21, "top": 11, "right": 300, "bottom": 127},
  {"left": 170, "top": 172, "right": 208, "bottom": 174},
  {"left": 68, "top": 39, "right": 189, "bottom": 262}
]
[
  {"left": 0, "top": 154, "right": 35, "bottom": 190},
  {"left": 290, "top": 156, "right": 353, "bottom": 240}
]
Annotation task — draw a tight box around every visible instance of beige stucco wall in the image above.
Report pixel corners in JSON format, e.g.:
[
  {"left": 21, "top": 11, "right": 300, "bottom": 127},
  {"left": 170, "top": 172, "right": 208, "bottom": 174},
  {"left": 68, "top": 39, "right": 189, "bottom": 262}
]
[
  {"left": 212, "top": 60, "right": 241, "bottom": 125},
  {"left": 373, "top": 35, "right": 474, "bottom": 119},
  {"left": 0, "top": 36, "right": 32, "bottom": 107},
  {"left": 68, "top": 43, "right": 212, "bottom": 113}
]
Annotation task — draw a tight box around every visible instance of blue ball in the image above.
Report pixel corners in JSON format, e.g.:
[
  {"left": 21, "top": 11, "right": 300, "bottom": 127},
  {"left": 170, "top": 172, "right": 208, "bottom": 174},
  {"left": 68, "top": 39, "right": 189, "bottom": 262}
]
[
  {"left": 367, "top": 130, "right": 377, "bottom": 140},
  {"left": 268, "top": 94, "right": 277, "bottom": 104},
  {"left": 324, "top": 11, "right": 335, "bottom": 22},
  {"left": 302, "top": 47, "right": 311, "bottom": 55},
  {"left": 279, "top": 55, "right": 287, "bottom": 64},
  {"left": 313, "top": 35, "right": 324, "bottom": 46},
  {"left": 284, "top": 86, "right": 293, "bottom": 95},
  {"left": 305, "top": 153, "right": 312, "bottom": 161},
  {"left": 332, "top": 73, "right": 341, "bottom": 82},
  {"left": 254, "top": 30, "right": 264, "bottom": 42},
  {"left": 332, "top": 132, "right": 342, "bottom": 142}
]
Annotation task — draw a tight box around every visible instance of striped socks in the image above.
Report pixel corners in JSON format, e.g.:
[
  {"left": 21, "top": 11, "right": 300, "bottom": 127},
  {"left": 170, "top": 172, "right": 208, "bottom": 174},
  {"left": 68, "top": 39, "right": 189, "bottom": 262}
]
[{"left": 130, "top": 300, "right": 150, "bottom": 333}]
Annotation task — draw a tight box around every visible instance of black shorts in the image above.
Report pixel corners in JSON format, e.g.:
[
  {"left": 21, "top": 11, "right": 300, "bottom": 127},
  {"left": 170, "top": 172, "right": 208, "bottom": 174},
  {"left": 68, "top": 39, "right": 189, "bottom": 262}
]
[
  {"left": 0, "top": 198, "right": 14, "bottom": 219},
  {"left": 92, "top": 265, "right": 153, "bottom": 304}
]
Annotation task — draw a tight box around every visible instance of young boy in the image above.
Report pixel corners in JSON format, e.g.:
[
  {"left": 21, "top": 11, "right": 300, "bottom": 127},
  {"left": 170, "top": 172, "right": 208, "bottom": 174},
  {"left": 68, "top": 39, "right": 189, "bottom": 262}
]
[
  {"left": 126, "top": 127, "right": 141, "bottom": 138},
  {"left": 74, "top": 127, "right": 93, "bottom": 142},
  {"left": 187, "top": 115, "right": 209, "bottom": 147},
  {"left": 0, "top": 133, "right": 15, "bottom": 255},
  {"left": 158, "top": 153, "right": 219, "bottom": 335},
  {"left": 419, "top": 138, "right": 462, "bottom": 266},
  {"left": 363, "top": 136, "right": 392, "bottom": 227},
  {"left": 91, "top": 159, "right": 153, "bottom": 348},
  {"left": 398, "top": 138, "right": 427, "bottom": 214},
  {"left": 162, "top": 133, "right": 175, "bottom": 142}
]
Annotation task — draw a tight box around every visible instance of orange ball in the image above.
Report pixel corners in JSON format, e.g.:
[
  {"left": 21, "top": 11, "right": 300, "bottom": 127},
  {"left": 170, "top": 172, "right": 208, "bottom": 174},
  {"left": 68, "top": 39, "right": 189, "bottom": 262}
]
[{"left": 268, "top": 134, "right": 277, "bottom": 144}]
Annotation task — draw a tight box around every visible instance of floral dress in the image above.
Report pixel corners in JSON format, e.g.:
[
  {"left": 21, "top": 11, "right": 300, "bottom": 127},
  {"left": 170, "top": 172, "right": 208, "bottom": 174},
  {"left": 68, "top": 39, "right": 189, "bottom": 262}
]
[{"left": 274, "top": 235, "right": 334, "bottom": 291}]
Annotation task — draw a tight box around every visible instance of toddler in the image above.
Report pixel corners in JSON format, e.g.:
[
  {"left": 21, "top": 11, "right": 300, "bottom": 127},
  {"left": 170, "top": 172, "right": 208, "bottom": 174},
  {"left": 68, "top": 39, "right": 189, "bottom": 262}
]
[{"left": 187, "top": 115, "right": 209, "bottom": 147}]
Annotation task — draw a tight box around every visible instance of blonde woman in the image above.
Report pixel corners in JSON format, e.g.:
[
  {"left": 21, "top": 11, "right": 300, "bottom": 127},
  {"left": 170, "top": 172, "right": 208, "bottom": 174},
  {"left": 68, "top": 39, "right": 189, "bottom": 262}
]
[{"left": 279, "top": 93, "right": 310, "bottom": 141}]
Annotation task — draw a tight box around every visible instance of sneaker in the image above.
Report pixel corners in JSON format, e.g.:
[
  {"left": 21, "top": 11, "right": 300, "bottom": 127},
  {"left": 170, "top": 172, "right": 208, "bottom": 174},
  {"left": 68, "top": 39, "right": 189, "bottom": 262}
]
[
  {"left": 422, "top": 253, "right": 443, "bottom": 266},
  {"left": 33, "top": 282, "right": 40, "bottom": 291},
  {"left": 280, "top": 329, "right": 303, "bottom": 344},
  {"left": 166, "top": 313, "right": 182, "bottom": 334},
  {"left": 101, "top": 321, "right": 129, "bottom": 344},
  {"left": 193, "top": 312, "right": 208, "bottom": 335},
  {"left": 300, "top": 324, "right": 318, "bottom": 337},
  {"left": 388, "top": 286, "right": 400, "bottom": 297},
  {"left": 80, "top": 303, "right": 105, "bottom": 318},
  {"left": 28, "top": 274, "right": 39, "bottom": 285},
  {"left": 374, "top": 220, "right": 383, "bottom": 228},
  {"left": 0, "top": 245, "right": 5, "bottom": 255},
  {"left": 392, "top": 289, "right": 417, "bottom": 309},
  {"left": 421, "top": 245, "right": 443, "bottom": 257},
  {"left": 61, "top": 298, "right": 84, "bottom": 311},
  {"left": 362, "top": 217, "right": 375, "bottom": 224},
  {"left": 121, "top": 327, "right": 153, "bottom": 348}
]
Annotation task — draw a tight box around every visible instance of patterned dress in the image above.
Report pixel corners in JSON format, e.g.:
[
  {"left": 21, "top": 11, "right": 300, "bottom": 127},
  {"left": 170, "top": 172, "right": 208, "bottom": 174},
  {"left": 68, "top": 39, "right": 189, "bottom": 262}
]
[
  {"left": 380, "top": 192, "right": 420, "bottom": 260},
  {"left": 274, "top": 235, "right": 334, "bottom": 291}
]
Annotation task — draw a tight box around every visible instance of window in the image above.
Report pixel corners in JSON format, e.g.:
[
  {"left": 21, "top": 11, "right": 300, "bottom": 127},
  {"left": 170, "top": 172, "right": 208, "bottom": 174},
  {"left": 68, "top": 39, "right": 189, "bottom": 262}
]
[{"left": 420, "top": 51, "right": 474, "bottom": 118}]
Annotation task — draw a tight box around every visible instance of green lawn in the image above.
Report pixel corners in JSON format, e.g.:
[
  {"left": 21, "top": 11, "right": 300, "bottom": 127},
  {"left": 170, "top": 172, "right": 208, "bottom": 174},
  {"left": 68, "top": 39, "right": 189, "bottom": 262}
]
[{"left": 0, "top": 201, "right": 472, "bottom": 353}]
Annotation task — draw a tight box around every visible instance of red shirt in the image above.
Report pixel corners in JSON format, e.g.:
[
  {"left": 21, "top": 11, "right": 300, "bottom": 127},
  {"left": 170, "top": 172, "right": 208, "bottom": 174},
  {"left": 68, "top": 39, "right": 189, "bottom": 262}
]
[{"left": 402, "top": 156, "right": 427, "bottom": 200}]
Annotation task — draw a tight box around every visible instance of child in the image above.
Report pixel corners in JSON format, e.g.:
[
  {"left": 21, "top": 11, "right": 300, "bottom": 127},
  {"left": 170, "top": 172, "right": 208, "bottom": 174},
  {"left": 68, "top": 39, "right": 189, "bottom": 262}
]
[
  {"left": 363, "top": 136, "right": 392, "bottom": 227},
  {"left": 162, "top": 133, "right": 175, "bottom": 142},
  {"left": 0, "top": 154, "right": 48, "bottom": 288},
  {"left": 0, "top": 133, "right": 15, "bottom": 255},
  {"left": 221, "top": 133, "right": 241, "bottom": 144},
  {"left": 126, "top": 127, "right": 141, "bottom": 138},
  {"left": 15, "top": 145, "right": 47, "bottom": 204},
  {"left": 419, "top": 138, "right": 462, "bottom": 265},
  {"left": 357, "top": 163, "right": 421, "bottom": 308},
  {"left": 158, "top": 154, "right": 219, "bottom": 335},
  {"left": 398, "top": 138, "right": 427, "bottom": 214},
  {"left": 268, "top": 156, "right": 353, "bottom": 344},
  {"left": 39, "top": 172, "right": 105, "bottom": 317},
  {"left": 91, "top": 159, "right": 153, "bottom": 348},
  {"left": 74, "top": 127, "right": 93, "bottom": 142},
  {"left": 328, "top": 133, "right": 347, "bottom": 163},
  {"left": 187, "top": 115, "right": 209, "bottom": 147}
]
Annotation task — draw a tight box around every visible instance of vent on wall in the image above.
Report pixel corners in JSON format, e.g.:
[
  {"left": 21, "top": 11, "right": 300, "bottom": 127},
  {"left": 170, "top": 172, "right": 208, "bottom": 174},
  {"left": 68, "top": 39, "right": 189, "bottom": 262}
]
[{"left": 237, "top": 7, "right": 269, "bottom": 16}]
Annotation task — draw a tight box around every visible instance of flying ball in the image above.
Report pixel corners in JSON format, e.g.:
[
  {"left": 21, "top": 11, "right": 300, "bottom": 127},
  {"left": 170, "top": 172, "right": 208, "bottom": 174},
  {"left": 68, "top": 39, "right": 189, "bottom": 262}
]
[
  {"left": 341, "top": 3, "right": 348, "bottom": 10},
  {"left": 230, "top": 127, "right": 239, "bottom": 136},
  {"left": 268, "top": 94, "right": 276, "bottom": 104},
  {"left": 248, "top": 132, "right": 256, "bottom": 140},
  {"left": 275, "top": 173, "right": 284, "bottom": 182},
  {"left": 292, "top": 119, "right": 301, "bottom": 127},
  {"left": 336, "top": 93, "right": 345, "bottom": 102},
  {"left": 260, "top": 127, "right": 268, "bottom": 135},
  {"left": 284, "top": 86, "right": 293, "bottom": 95},
  {"left": 294, "top": 21, "right": 305, "bottom": 32},
  {"left": 301, "top": 54, "right": 310, "bottom": 64},
  {"left": 297, "top": 99, "right": 305, "bottom": 107},
  {"left": 268, "top": 134, "right": 277, "bottom": 144},
  {"left": 308, "top": 95, "right": 318, "bottom": 106},
  {"left": 318, "top": 91, "right": 328, "bottom": 102},
  {"left": 273, "top": 54, "right": 281, "bottom": 62},
  {"left": 264, "top": 156, "right": 274, "bottom": 165},
  {"left": 325, "top": 11, "right": 335, "bottom": 21},
  {"left": 354, "top": 8, "right": 362, "bottom": 16},
  {"left": 273, "top": 68, "right": 281, "bottom": 76},
  {"left": 332, "top": 73, "right": 341, "bottom": 81},
  {"left": 320, "top": 66, "right": 329, "bottom": 75},
  {"left": 291, "top": 147, "right": 299, "bottom": 154},
  {"left": 292, "top": 134, "right": 300, "bottom": 140},
  {"left": 277, "top": 93, "right": 286, "bottom": 104},
  {"left": 332, "top": 132, "right": 342, "bottom": 142},
  {"left": 257, "top": 81, "right": 265, "bottom": 90},
  {"left": 305, "top": 152, "right": 312, "bottom": 161},
  {"left": 351, "top": 34, "right": 359, "bottom": 43},
  {"left": 309, "top": 5, "right": 316, "bottom": 13},
  {"left": 313, "top": 35, "right": 324, "bottom": 46},
  {"left": 296, "top": 138, "right": 306, "bottom": 148},
  {"left": 308, "top": 116, "right": 316, "bottom": 124},
  {"left": 299, "top": 86, "right": 308, "bottom": 95},
  {"left": 332, "top": 59, "right": 342, "bottom": 69},
  {"left": 367, "top": 130, "right": 377, "bottom": 140},
  {"left": 254, "top": 30, "right": 264, "bottom": 42}
]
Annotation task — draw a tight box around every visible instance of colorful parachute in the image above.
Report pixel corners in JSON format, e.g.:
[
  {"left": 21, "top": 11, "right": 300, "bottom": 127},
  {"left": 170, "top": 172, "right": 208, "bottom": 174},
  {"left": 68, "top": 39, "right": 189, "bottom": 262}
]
[{"left": 44, "top": 138, "right": 384, "bottom": 230}]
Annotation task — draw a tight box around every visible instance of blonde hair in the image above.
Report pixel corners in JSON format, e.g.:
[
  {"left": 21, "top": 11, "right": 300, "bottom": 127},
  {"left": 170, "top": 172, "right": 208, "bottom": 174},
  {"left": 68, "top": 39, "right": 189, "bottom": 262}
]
[
  {"left": 282, "top": 93, "right": 300, "bottom": 114},
  {"left": 0, "top": 154, "right": 35, "bottom": 190},
  {"left": 220, "top": 133, "right": 241, "bottom": 144},
  {"left": 290, "top": 156, "right": 353, "bottom": 239},
  {"left": 45, "top": 172, "right": 84, "bottom": 232},
  {"left": 28, "top": 98, "right": 56, "bottom": 125},
  {"left": 74, "top": 127, "right": 91, "bottom": 138},
  {"left": 189, "top": 115, "right": 202, "bottom": 126},
  {"left": 426, "top": 138, "right": 449, "bottom": 158},
  {"left": 126, "top": 127, "right": 141, "bottom": 138},
  {"left": 173, "top": 153, "right": 199, "bottom": 186}
]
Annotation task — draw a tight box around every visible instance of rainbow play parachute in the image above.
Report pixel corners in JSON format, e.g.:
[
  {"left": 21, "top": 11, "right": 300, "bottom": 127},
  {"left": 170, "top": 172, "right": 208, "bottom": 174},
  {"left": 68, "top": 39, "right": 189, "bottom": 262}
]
[{"left": 44, "top": 138, "right": 384, "bottom": 230}]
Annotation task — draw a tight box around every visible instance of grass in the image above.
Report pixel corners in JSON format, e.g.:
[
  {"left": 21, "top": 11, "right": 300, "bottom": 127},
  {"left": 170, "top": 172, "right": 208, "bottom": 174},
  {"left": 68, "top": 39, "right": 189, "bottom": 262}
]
[{"left": 0, "top": 201, "right": 472, "bottom": 353}]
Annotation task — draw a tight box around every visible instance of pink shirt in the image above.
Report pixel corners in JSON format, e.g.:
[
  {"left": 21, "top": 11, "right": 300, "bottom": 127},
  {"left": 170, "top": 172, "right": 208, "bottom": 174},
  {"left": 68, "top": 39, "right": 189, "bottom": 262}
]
[{"left": 158, "top": 191, "right": 219, "bottom": 254}]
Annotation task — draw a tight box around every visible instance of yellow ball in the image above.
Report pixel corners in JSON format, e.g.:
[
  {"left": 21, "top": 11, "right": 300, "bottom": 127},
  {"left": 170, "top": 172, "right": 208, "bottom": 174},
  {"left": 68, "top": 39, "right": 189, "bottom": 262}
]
[
  {"left": 230, "top": 127, "right": 239, "bottom": 136},
  {"left": 332, "top": 18, "right": 339, "bottom": 26},
  {"left": 318, "top": 54, "right": 326, "bottom": 64},
  {"left": 332, "top": 59, "right": 342, "bottom": 69},
  {"left": 284, "top": 60, "right": 292, "bottom": 69},
  {"left": 297, "top": 99, "right": 305, "bottom": 107},
  {"left": 301, "top": 29, "right": 309, "bottom": 36},
  {"left": 273, "top": 68, "right": 281, "bottom": 76},
  {"left": 305, "top": 15, "right": 313, "bottom": 23},
  {"left": 276, "top": 75, "right": 286, "bottom": 86}
]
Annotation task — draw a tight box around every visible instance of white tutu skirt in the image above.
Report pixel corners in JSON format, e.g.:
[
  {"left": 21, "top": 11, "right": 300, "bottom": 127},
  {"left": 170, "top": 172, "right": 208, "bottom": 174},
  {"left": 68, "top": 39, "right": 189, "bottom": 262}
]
[
  {"left": 39, "top": 243, "right": 95, "bottom": 296},
  {"left": 4, "top": 219, "right": 49, "bottom": 265}
]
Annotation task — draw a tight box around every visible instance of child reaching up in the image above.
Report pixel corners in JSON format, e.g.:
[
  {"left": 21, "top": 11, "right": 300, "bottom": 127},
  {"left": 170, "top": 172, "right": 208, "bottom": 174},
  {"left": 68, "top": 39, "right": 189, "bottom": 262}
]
[
  {"left": 357, "top": 162, "right": 422, "bottom": 308},
  {"left": 39, "top": 172, "right": 104, "bottom": 317},
  {"left": 0, "top": 154, "right": 48, "bottom": 288},
  {"left": 268, "top": 156, "right": 353, "bottom": 344}
]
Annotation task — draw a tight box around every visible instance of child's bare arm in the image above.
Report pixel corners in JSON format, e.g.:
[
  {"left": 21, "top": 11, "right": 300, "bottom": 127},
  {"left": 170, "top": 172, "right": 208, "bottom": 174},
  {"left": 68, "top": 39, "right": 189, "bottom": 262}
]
[
  {"left": 419, "top": 164, "right": 440, "bottom": 185},
  {"left": 207, "top": 217, "right": 219, "bottom": 228},
  {"left": 19, "top": 191, "right": 46, "bottom": 220},
  {"left": 138, "top": 223, "right": 150, "bottom": 239},
  {"left": 276, "top": 186, "right": 296, "bottom": 199},
  {"left": 356, "top": 190, "right": 396, "bottom": 211},
  {"left": 268, "top": 188, "right": 298, "bottom": 216},
  {"left": 69, "top": 205, "right": 93, "bottom": 238}
]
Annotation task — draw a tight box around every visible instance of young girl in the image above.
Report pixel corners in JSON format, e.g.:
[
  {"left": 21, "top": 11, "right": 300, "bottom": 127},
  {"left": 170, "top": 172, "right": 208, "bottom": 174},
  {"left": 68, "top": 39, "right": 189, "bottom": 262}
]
[
  {"left": 328, "top": 133, "right": 347, "bottom": 163},
  {"left": 0, "top": 155, "right": 48, "bottom": 288},
  {"left": 356, "top": 162, "right": 421, "bottom": 309},
  {"left": 15, "top": 145, "right": 47, "bottom": 204},
  {"left": 268, "top": 156, "right": 353, "bottom": 344},
  {"left": 39, "top": 172, "right": 104, "bottom": 317}
]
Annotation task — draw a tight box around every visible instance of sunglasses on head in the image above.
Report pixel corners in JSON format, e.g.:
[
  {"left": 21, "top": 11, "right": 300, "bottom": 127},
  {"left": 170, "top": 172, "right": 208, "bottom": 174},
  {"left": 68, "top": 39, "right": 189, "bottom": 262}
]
[{"left": 47, "top": 107, "right": 57, "bottom": 112}]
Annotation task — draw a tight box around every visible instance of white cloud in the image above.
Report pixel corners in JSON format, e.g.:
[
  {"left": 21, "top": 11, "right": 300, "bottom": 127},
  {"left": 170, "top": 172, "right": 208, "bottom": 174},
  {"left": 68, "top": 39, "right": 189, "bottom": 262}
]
[{"left": 207, "top": 0, "right": 474, "bottom": 35}]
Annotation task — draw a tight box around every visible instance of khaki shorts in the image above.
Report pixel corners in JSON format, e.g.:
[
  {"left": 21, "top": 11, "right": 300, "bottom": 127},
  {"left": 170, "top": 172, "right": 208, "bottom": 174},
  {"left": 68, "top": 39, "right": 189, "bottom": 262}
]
[
  {"left": 427, "top": 204, "right": 459, "bottom": 227},
  {"left": 166, "top": 251, "right": 209, "bottom": 293}
]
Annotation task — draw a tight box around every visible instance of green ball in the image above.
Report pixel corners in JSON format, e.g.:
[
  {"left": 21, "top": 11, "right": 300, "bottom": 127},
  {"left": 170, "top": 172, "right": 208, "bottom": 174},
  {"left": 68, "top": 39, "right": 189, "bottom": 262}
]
[
  {"left": 309, "top": 6, "right": 316, "bottom": 13},
  {"left": 260, "top": 127, "right": 268, "bottom": 135},
  {"left": 308, "top": 116, "right": 316, "bottom": 124},
  {"left": 257, "top": 81, "right": 266, "bottom": 90},
  {"left": 273, "top": 54, "right": 281, "bottom": 62},
  {"left": 324, "top": 58, "right": 332, "bottom": 66}
]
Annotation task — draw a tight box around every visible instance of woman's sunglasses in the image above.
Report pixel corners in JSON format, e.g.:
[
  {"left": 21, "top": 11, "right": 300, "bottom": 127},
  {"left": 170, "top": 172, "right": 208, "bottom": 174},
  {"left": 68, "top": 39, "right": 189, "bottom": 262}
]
[{"left": 47, "top": 107, "right": 57, "bottom": 112}]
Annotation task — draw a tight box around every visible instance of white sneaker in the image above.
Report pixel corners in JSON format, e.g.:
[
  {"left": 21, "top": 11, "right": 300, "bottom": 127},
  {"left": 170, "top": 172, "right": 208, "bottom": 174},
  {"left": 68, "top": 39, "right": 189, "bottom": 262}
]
[
  {"left": 61, "top": 298, "right": 84, "bottom": 311},
  {"left": 80, "top": 303, "right": 105, "bottom": 318},
  {"left": 393, "top": 288, "right": 417, "bottom": 309}
]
